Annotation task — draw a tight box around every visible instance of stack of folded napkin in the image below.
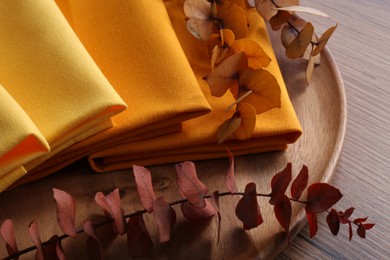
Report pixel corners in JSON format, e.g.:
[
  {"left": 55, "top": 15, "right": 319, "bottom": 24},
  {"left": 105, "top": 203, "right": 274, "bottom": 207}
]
[{"left": 1, "top": 0, "right": 301, "bottom": 191}]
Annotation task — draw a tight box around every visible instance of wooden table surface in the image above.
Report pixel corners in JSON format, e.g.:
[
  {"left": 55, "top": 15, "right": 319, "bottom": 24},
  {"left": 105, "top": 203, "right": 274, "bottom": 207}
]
[
  {"left": 279, "top": 0, "right": 390, "bottom": 259},
  {"left": 0, "top": 1, "right": 389, "bottom": 259}
]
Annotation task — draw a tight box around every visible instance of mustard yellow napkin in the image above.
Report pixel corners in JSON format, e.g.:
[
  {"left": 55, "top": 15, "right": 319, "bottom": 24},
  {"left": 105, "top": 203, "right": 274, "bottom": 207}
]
[
  {"left": 0, "top": 0, "right": 127, "bottom": 191},
  {"left": 85, "top": 1, "right": 302, "bottom": 172},
  {"left": 9, "top": 0, "right": 211, "bottom": 187}
]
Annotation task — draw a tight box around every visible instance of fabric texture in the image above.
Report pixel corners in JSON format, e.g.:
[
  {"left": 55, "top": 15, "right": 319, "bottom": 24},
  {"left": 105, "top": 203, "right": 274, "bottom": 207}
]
[{"left": 83, "top": 0, "right": 302, "bottom": 171}]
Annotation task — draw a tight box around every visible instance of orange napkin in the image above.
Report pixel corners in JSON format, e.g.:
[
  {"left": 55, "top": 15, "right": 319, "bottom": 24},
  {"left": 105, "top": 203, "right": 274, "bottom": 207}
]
[
  {"left": 85, "top": 1, "right": 302, "bottom": 172},
  {"left": 0, "top": 0, "right": 127, "bottom": 191}
]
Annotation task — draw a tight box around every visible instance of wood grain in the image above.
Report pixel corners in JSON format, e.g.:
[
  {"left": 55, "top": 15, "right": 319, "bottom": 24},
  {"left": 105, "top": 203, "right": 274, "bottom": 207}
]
[{"left": 0, "top": 0, "right": 389, "bottom": 259}]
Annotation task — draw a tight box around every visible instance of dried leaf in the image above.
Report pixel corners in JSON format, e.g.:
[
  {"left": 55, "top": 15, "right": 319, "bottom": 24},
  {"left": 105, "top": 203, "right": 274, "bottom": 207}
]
[
  {"left": 270, "top": 10, "right": 291, "bottom": 31},
  {"left": 127, "top": 215, "right": 153, "bottom": 258},
  {"left": 204, "top": 52, "right": 248, "bottom": 97},
  {"left": 290, "top": 165, "right": 308, "bottom": 200},
  {"left": 229, "top": 39, "right": 271, "bottom": 69},
  {"left": 353, "top": 217, "right": 368, "bottom": 224},
  {"left": 184, "top": 0, "right": 215, "bottom": 40},
  {"left": 235, "top": 183, "right": 263, "bottom": 230},
  {"left": 225, "top": 149, "right": 236, "bottom": 193},
  {"left": 0, "top": 219, "right": 19, "bottom": 258},
  {"left": 306, "top": 211, "right": 318, "bottom": 238},
  {"left": 306, "top": 44, "right": 316, "bottom": 84},
  {"left": 217, "top": 116, "right": 242, "bottom": 143},
  {"left": 210, "top": 191, "right": 222, "bottom": 244},
  {"left": 133, "top": 165, "right": 157, "bottom": 213},
  {"left": 95, "top": 189, "right": 125, "bottom": 235},
  {"left": 286, "top": 22, "right": 314, "bottom": 59},
  {"left": 216, "top": 1, "right": 248, "bottom": 39},
  {"left": 313, "top": 25, "right": 337, "bottom": 56},
  {"left": 224, "top": 0, "right": 247, "bottom": 11},
  {"left": 255, "top": 0, "right": 299, "bottom": 21},
  {"left": 277, "top": 6, "right": 328, "bottom": 17},
  {"left": 238, "top": 68, "right": 281, "bottom": 113},
  {"left": 326, "top": 209, "right": 340, "bottom": 236},
  {"left": 274, "top": 195, "right": 292, "bottom": 239},
  {"left": 281, "top": 25, "right": 297, "bottom": 49},
  {"left": 43, "top": 235, "right": 66, "bottom": 260},
  {"left": 338, "top": 207, "right": 355, "bottom": 224},
  {"left": 207, "top": 29, "right": 236, "bottom": 57},
  {"left": 84, "top": 220, "right": 103, "bottom": 260},
  {"left": 175, "top": 161, "right": 208, "bottom": 208},
  {"left": 247, "top": 0, "right": 255, "bottom": 8},
  {"left": 357, "top": 224, "right": 366, "bottom": 238},
  {"left": 363, "top": 223, "right": 375, "bottom": 230},
  {"left": 349, "top": 221, "right": 353, "bottom": 241},
  {"left": 28, "top": 220, "right": 44, "bottom": 260},
  {"left": 181, "top": 199, "right": 217, "bottom": 222},
  {"left": 269, "top": 163, "right": 292, "bottom": 205},
  {"left": 211, "top": 45, "right": 229, "bottom": 70},
  {"left": 305, "top": 183, "right": 343, "bottom": 213},
  {"left": 233, "top": 103, "right": 256, "bottom": 140},
  {"left": 53, "top": 188, "right": 77, "bottom": 237},
  {"left": 153, "top": 196, "right": 173, "bottom": 243}
]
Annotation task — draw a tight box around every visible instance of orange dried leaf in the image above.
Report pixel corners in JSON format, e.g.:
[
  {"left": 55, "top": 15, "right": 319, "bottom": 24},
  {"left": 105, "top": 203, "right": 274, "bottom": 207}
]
[
  {"left": 211, "top": 45, "right": 229, "bottom": 70},
  {"left": 238, "top": 68, "right": 281, "bottom": 113},
  {"left": 223, "top": 0, "right": 247, "bottom": 11},
  {"left": 281, "top": 25, "right": 297, "bottom": 49},
  {"left": 312, "top": 25, "right": 337, "bottom": 56},
  {"left": 306, "top": 44, "right": 315, "bottom": 84},
  {"left": 270, "top": 10, "right": 291, "bottom": 31},
  {"left": 204, "top": 52, "right": 248, "bottom": 97},
  {"left": 229, "top": 39, "right": 271, "bottom": 68},
  {"left": 233, "top": 103, "right": 256, "bottom": 140},
  {"left": 277, "top": 6, "right": 328, "bottom": 17},
  {"left": 207, "top": 29, "right": 235, "bottom": 57},
  {"left": 255, "top": 0, "right": 299, "bottom": 21},
  {"left": 184, "top": 0, "right": 215, "bottom": 40},
  {"left": 217, "top": 116, "right": 242, "bottom": 143},
  {"left": 286, "top": 22, "right": 314, "bottom": 58},
  {"left": 216, "top": 1, "right": 248, "bottom": 39}
]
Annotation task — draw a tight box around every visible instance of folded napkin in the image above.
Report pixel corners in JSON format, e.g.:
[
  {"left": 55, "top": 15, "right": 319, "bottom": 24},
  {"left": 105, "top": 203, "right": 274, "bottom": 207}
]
[
  {"left": 0, "top": 0, "right": 128, "bottom": 191},
  {"left": 85, "top": 0, "right": 302, "bottom": 171},
  {"left": 9, "top": 0, "right": 211, "bottom": 187}
]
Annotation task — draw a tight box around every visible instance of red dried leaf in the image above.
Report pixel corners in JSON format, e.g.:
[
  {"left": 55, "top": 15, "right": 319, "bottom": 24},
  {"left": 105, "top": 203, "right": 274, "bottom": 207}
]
[
  {"left": 153, "top": 196, "right": 173, "bottom": 243},
  {"left": 127, "top": 215, "right": 153, "bottom": 258},
  {"left": 348, "top": 222, "right": 353, "bottom": 241},
  {"left": 363, "top": 223, "right": 375, "bottom": 230},
  {"left": 225, "top": 149, "right": 236, "bottom": 194},
  {"left": 210, "top": 191, "right": 221, "bottom": 244},
  {"left": 53, "top": 188, "right": 77, "bottom": 237},
  {"left": 133, "top": 165, "right": 157, "bottom": 213},
  {"left": 181, "top": 199, "right": 216, "bottom": 222},
  {"left": 274, "top": 195, "right": 292, "bottom": 240},
  {"left": 291, "top": 165, "right": 308, "bottom": 200},
  {"left": 95, "top": 189, "right": 125, "bottom": 235},
  {"left": 270, "top": 163, "right": 292, "bottom": 205},
  {"left": 0, "top": 219, "right": 19, "bottom": 258},
  {"left": 353, "top": 217, "right": 368, "bottom": 224},
  {"left": 326, "top": 209, "right": 340, "bottom": 236},
  {"left": 175, "top": 161, "right": 208, "bottom": 208},
  {"left": 357, "top": 224, "right": 366, "bottom": 238},
  {"left": 338, "top": 207, "right": 354, "bottom": 224},
  {"left": 43, "top": 235, "right": 66, "bottom": 260},
  {"left": 305, "top": 183, "right": 342, "bottom": 213},
  {"left": 28, "top": 220, "right": 44, "bottom": 260},
  {"left": 235, "top": 183, "right": 263, "bottom": 230},
  {"left": 306, "top": 211, "right": 318, "bottom": 238},
  {"left": 84, "top": 220, "right": 103, "bottom": 260}
]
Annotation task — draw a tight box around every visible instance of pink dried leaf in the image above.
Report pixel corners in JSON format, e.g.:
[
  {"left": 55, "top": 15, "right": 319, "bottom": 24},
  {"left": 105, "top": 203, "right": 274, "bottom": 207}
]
[
  {"left": 270, "top": 163, "right": 292, "bottom": 205},
  {"left": 175, "top": 161, "right": 208, "bottom": 208},
  {"left": 210, "top": 191, "right": 221, "bottom": 244},
  {"left": 43, "top": 235, "right": 66, "bottom": 260},
  {"left": 106, "top": 189, "right": 126, "bottom": 235},
  {"left": 133, "top": 165, "right": 157, "bottom": 212},
  {"left": 235, "top": 183, "right": 263, "bottom": 230},
  {"left": 28, "top": 220, "right": 44, "bottom": 260},
  {"left": 181, "top": 199, "right": 217, "bottom": 222},
  {"left": 0, "top": 219, "right": 19, "bottom": 258},
  {"left": 291, "top": 165, "right": 309, "bottom": 200},
  {"left": 153, "top": 196, "right": 173, "bottom": 243},
  {"left": 95, "top": 192, "right": 113, "bottom": 218},
  {"left": 225, "top": 149, "right": 237, "bottom": 194},
  {"left": 127, "top": 215, "right": 153, "bottom": 257},
  {"left": 53, "top": 188, "right": 77, "bottom": 237},
  {"left": 84, "top": 220, "right": 103, "bottom": 260}
]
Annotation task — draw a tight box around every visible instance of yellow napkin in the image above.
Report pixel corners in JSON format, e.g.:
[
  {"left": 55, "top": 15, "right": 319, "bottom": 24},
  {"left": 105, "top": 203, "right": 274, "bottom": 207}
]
[
  {"left": 9, "top": 0, "right": 211, "bottom": 187},
  {"left": 0, "top": 0, "right": 127, "bottom": 191},
  {"left": 85, "top": 1, "right": 302, "bottom": 172}
]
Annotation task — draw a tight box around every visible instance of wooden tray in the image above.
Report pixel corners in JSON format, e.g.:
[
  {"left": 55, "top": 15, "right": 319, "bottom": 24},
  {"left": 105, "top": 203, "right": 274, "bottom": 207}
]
[{"left": 0, "top": 28, "right": 346, "bottom": 259}]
